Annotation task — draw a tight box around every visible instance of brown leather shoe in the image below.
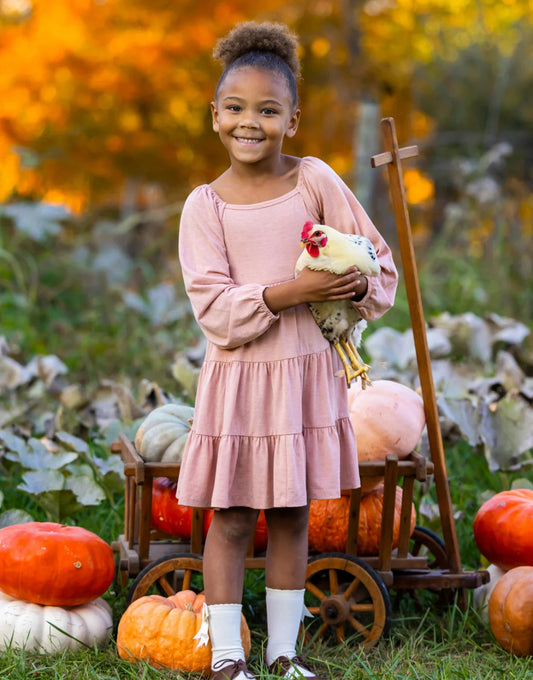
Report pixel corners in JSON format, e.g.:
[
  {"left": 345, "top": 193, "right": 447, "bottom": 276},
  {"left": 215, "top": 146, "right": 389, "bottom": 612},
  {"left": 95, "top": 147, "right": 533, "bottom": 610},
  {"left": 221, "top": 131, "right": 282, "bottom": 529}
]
[
  {"left": 210, "top": 658, "right": 255, "bottom": 680},
  {"left": 268, "top": 655, "right": 323, "bottom": 679}
]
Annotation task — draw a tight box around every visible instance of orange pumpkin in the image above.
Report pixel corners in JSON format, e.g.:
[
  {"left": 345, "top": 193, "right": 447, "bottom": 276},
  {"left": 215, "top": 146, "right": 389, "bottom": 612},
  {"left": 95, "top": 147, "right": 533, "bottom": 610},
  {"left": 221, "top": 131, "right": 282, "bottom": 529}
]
[
  {"left": 0, "top": 522, "right": 115, "bottom": 606},
  {"left": 308, "top": 485, "right": 416, "bottom": 555},
  {"left": 488, "top": 566, "right": 533, "bottom": 656},
  {"left": 151, "top": 477, "right": 269, "bottom": 552},
  {"left": 473, "top": 489, "right": 533, "bottom": 571},
  {"left": 117, "top": 590, "right": 251, "bottom": 673}
]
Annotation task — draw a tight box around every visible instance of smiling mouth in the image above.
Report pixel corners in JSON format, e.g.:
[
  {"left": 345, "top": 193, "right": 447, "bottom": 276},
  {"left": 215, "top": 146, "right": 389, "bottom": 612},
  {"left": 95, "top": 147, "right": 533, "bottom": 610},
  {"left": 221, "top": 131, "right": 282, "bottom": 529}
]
[{"left": 234, "top": 136, "right": 264, "bottom": 144}]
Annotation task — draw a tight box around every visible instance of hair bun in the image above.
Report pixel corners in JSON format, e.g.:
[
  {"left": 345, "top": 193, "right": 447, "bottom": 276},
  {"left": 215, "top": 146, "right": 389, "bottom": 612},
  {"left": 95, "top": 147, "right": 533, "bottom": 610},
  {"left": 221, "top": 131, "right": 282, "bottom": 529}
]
[{"left": 213, "top": 21, "right": 300, "bottom": 78}]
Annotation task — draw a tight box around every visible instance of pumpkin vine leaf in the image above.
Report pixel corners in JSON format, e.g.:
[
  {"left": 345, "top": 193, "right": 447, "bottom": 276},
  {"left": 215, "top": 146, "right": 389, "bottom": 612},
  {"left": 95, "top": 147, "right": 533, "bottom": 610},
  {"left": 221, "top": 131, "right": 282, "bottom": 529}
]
[
  {"left": 65, "top": 473, "right": 107, "bottom": 507},
  {"left": 21, "top": 487, "right": 82, "bottom": 524},
  {"left": 19, "top": 469, "right": 65, "bottom": 495},
  {"left": 5, "top": 439, "right": 78, "bottom": 470},
  {"left": 0, "top": 508, "right": 34, "bottom": 528},
  {"left": 55, "top": 431, "right": 90, "bottom": 455}
]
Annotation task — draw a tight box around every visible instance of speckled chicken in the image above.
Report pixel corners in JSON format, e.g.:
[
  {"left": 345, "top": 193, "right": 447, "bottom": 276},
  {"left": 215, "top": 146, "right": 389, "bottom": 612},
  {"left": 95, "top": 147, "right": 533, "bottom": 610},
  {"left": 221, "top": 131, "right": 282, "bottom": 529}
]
[{"left": 295, "top": 221, "right": 381, "bottom": 388}]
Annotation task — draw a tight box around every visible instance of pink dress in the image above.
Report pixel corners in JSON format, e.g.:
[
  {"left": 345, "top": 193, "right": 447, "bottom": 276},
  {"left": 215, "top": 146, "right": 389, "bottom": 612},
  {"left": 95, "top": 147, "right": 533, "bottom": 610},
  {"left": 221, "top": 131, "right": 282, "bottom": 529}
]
[{"left": 177, "top": 156, "right": 398, "bottom": 509}]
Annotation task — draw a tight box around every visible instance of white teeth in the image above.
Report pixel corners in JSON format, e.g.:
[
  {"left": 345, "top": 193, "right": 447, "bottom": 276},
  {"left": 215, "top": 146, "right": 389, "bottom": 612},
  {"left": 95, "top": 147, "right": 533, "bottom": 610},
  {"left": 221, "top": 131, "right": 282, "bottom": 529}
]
[{"left": 235, "top": 137, "right": 261, "bottom": 144}]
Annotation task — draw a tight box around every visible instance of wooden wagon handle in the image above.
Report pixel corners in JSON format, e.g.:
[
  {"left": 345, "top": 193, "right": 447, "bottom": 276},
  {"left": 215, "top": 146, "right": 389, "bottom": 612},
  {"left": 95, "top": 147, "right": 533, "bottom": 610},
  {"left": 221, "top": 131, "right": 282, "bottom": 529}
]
[{"left": 371, "top": 117, "right": 463, "bottom": 575}]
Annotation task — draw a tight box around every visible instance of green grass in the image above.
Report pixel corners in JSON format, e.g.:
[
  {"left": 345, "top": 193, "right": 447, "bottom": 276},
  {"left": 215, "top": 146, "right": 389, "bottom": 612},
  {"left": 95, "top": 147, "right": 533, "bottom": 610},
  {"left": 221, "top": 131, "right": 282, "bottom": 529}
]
[{"left": 1, "top": 604, "right": 532, "bottom": 679}]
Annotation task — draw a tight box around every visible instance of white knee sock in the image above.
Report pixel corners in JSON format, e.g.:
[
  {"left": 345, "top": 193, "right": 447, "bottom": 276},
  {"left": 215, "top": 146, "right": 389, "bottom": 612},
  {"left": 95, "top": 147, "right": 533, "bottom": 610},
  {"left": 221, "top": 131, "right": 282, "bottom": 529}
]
[
  {"left": 208, "top": 603, "right": 247, "bottom": 673},
  {"left": 266, "top": 587, "right": 314, "bottom": 677}
]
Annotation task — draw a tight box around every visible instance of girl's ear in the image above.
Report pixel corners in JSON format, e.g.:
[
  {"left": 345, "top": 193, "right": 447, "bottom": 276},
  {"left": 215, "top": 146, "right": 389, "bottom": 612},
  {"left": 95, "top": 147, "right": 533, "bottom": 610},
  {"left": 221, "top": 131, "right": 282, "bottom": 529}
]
[
  {"left": 210, "top": 101, "right": 219, "bottom": 132},
  {"left": 285, "top": 108, "right": 301, "bottom": 138}
]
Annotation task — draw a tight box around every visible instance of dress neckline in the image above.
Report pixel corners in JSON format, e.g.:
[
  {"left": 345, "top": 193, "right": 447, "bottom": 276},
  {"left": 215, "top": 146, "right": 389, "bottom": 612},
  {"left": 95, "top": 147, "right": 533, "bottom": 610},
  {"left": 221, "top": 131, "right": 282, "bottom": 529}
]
[{"left": 206, "top": 157, "right": 307, "bottom": 209}]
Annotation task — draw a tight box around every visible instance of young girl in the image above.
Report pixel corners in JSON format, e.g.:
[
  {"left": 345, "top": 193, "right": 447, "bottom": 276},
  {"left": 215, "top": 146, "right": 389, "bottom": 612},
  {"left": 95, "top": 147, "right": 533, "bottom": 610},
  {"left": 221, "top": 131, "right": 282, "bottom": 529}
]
[{"left": 177, "top": 21, "right": 398, "bottom": 680}]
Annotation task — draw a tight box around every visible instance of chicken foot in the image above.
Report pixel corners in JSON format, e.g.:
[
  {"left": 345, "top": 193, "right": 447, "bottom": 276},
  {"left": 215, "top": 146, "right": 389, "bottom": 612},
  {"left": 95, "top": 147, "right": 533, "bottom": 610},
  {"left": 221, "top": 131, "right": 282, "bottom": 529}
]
[{"left": 334, "top": 339, "right": 372, "bottom": 389}]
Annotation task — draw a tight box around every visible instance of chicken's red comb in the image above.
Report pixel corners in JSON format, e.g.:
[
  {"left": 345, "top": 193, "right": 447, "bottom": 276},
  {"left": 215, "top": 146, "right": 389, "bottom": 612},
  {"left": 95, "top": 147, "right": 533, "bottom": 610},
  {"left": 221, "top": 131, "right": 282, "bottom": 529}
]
[{"left": 301, "top": 221, "right": 314, "bottom": 240}]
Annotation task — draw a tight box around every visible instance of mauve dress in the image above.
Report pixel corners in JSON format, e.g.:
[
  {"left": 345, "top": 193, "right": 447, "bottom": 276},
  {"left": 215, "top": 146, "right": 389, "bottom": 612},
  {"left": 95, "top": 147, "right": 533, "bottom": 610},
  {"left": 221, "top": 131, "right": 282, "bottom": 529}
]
[{"left": 177, "top": 156, "right": 398, "bottom": 509}]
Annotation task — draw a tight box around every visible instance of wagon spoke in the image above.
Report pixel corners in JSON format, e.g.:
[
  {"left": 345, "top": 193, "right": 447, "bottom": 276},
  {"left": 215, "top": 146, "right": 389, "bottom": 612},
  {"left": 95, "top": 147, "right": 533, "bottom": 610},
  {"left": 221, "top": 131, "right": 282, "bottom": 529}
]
[
  {"left": 329, "top": 569, "right": 339, "bottom": 595},
  {"left": 350, "top": 603, "right": 375, "bottom": 612},
  {"left": 306, "top": 606, "right": 321, "bottom": 615},
  {"left": 347, "top": 614, "right": 371, "bottom": 637},
  {"left": 158, "top": 575, "right": 176, "bottom": 596},
  {"left": 182, "top": 569, "right": 193, "bottom": 590},
  {"left": 305, "top": 580, "right": 326, "bottom": 601},
  {"left": 317, "top": 622, "right": 329, "bottom": 638},
  {"left": 342, "top": 576, "right": 362, "bottom": 601},
  {"left": 335, "top": 625, "right": 345, "bottom": 643}
]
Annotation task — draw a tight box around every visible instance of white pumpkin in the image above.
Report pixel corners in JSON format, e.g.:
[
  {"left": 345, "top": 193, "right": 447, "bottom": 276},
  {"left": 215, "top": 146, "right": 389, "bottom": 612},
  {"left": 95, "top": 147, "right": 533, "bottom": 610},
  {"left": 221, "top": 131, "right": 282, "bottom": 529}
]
[
  {"left": 0, "top": 590, "right": 112, "bottom": 653},
  {"left": 134, "top": 403, "right": 194, "bottom": 463},
  {"left": 473, "top": 564, "right": 506, "bottom": 623},
  {"left": 348, "top": 379, "right": 426, "bottom": 462}
]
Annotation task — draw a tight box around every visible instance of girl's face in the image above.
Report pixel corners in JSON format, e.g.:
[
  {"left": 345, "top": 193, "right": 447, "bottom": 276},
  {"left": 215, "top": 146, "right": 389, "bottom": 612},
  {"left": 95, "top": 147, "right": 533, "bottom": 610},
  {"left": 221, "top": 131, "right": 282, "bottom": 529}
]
[{"left": 211, "top": 66, "right": 300, "bottom": 169}]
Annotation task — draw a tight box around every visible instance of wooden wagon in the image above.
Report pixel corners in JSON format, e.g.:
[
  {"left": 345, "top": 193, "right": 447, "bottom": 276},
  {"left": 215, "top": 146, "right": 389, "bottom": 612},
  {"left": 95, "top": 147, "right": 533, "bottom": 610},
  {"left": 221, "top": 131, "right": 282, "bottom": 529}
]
[{"left": 111, "top": 118, "right": 489, "bottom": 648}]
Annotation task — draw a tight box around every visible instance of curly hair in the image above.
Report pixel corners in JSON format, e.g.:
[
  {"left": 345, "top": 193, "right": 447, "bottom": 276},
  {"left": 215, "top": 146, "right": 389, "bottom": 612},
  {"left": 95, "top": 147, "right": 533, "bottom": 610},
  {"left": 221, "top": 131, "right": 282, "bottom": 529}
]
[{"left": 213, "top": 21, "right": 301, "bottom": 107}]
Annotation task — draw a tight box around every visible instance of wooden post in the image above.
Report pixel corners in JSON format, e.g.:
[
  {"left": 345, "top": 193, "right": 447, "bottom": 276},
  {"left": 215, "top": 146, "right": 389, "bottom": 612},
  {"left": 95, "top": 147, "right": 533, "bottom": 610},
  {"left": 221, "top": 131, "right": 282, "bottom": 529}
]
[{"left": 371, "top": 117, "right": 463, "bottom": 577}]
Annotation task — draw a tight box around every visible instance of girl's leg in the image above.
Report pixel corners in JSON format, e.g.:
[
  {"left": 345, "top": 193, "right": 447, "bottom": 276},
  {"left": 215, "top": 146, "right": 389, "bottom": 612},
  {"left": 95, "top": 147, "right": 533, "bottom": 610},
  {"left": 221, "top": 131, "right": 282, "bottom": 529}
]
[
  {"left": 264, "top": 506, "right": 319, "bottom": 678},
  {"left": 264, "top": 505, "right": 309, "bottom": 590},
  {"left": 203, "top": 507, "right": 259, "bottom": 680}
]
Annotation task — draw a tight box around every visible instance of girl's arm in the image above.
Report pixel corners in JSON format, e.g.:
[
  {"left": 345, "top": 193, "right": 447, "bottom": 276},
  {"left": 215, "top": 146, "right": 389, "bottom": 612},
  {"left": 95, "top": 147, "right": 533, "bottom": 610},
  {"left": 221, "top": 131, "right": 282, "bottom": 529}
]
[{"left": 179, "top": 187, "right": 281, "bottom": 350}]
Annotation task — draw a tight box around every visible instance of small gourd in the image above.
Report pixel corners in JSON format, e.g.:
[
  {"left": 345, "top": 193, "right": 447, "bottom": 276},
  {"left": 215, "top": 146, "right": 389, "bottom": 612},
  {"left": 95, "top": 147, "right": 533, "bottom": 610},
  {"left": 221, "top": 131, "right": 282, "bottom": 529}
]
[
  {"left": 117, "top": 590, "right": 251, "bottom": 673},
  {"left": 0, "top": 589, "right": 112, "bottom": 653}
]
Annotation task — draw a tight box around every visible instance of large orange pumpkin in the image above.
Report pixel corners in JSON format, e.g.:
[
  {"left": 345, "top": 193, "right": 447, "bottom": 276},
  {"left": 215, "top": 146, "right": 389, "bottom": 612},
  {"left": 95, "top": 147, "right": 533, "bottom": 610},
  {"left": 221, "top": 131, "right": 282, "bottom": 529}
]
[
  {"left": 488, "top": 566, "right": 533, "bottom": 656},
  {"left": 308, "top": 485, "right": 416, "bottom": 555},
  {"left": 0, "top": 522, "right": 115, "bottom": 606},
  {"left": 117, "top": 590, "right": 251, "bottom": 673},
  {"left": 473, "top": 489, "right": 533, "bottom": 570}
]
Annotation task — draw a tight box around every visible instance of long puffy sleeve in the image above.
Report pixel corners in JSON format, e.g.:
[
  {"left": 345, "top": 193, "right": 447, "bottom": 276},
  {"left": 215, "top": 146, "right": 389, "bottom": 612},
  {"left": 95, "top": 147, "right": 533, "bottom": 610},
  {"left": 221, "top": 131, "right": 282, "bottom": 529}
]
[
  {"left": 178, "top": 186, "right": 280, "bottom": 350},
  {"left": 300, "top": 157, "right": 398, "bottom": 321}
]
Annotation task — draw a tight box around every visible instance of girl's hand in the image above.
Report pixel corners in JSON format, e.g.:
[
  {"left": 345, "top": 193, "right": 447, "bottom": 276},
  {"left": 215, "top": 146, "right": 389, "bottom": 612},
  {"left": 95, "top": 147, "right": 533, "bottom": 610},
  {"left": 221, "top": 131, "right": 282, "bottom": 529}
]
[
  {"left": 264, "top": 266, "right": 367, "bottom": 314},
  {"left": 294, "top": 266, "right": 367, "bottom": 303}
]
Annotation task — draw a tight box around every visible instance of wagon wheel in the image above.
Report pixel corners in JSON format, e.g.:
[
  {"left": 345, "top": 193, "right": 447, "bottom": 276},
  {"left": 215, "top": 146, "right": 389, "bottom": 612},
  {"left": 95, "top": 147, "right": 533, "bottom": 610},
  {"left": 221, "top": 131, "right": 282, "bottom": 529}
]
[
  {"left": 127, "top": 553, "right": 204, "bottom": 606},
  {"left": 410, "top": 526, "right": 448, "bottom": 569},
  {"left": 303, "top": 553, "right": 391, "bottom": 649},
  {"left": 407, "top": 526, "right": 453, "bottom": 606}
]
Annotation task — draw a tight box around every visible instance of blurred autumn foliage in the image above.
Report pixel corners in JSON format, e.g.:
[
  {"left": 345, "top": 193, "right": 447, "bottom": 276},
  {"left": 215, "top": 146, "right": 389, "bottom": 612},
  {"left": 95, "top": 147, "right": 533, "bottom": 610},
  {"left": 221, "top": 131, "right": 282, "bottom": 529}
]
[
  {"left": 1, "top": 0, "right": 532, "bottom": 215},
  {"left": 0, "top": 0, "right": 532, "bottom": 383}
]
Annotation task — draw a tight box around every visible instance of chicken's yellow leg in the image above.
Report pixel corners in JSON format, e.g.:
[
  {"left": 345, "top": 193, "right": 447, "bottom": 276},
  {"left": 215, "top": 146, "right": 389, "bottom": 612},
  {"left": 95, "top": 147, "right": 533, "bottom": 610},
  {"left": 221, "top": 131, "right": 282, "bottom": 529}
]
[
  {"left": 333, "top": 340, "right": 372, "bottom": 389},
  {"left": 344, "top": 339, "right": 372, "bottom": 389}
]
